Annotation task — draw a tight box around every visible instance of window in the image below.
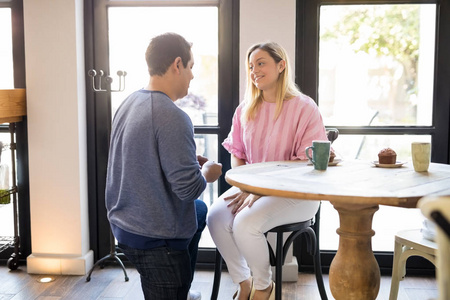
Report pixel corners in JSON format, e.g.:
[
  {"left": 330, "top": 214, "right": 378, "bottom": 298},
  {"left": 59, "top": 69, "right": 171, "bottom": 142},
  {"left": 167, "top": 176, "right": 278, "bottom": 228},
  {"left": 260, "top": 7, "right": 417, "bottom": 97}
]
[
  {"left": 320, "top": 4, "right": 435, "bottom": 128},
  {"left": 86, "top": 0, "right": 239, "bottom": 259},
  {"left": 318, "top": 3, "right": 436, "bottom": 251},
  {"left": 0, "top": 8, "right": 14, "bottom": 89},
  {"left": 296, "top": 0, "right": 450, "bottom": 265},
  {"left": 108, "top": 7, "right": 220, "bottom": 248}
]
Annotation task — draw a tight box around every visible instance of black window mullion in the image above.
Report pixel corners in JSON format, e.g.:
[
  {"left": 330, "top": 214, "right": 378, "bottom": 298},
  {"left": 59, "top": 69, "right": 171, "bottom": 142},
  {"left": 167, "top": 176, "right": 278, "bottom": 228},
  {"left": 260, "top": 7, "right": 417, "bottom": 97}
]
[
  {"left": 432, "top": 0, "right": 450, "bottom": 163},
  {"left": 296, "top": 0, "right": 319, "bottom": 103}
]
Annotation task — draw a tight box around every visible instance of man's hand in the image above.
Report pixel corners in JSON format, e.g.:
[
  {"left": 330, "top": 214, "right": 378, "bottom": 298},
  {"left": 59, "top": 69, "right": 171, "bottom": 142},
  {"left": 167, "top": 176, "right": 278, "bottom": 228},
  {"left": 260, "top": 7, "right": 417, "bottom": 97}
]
[
  {"left": 197, "top": 155, "right": 208, "bottom": 167},
  {"left": 201, "top": 160, "right": 222, "bottom": 183}
]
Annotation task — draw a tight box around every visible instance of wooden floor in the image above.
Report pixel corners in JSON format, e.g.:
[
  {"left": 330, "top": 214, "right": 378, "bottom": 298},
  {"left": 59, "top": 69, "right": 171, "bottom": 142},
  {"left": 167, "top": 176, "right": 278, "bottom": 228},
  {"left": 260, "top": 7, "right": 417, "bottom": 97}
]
[{"left": 0, "top": 264, "right": 438, "bottom": 300}]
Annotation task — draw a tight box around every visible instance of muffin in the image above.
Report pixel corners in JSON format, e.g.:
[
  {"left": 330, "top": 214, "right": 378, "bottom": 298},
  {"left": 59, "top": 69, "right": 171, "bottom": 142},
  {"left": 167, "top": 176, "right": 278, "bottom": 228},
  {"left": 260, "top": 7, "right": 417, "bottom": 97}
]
[
  {"left": 329, "top": 150, "right": 336, "bottom": 163},
  {"left": 378, "top": 148, "right": 397, "bottom": 164}
]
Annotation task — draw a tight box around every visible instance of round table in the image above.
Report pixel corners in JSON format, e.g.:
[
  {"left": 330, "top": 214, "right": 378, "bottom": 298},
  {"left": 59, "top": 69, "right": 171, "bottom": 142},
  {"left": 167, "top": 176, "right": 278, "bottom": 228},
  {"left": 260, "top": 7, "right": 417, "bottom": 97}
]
[{"left": 225, "top": 160, "right": 450, "bottom": 300}]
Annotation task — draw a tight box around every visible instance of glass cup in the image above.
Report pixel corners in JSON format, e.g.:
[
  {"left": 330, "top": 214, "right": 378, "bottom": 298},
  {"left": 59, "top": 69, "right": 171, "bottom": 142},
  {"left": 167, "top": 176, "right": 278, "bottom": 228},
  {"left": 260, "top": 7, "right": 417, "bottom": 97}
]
[
  {"left": 411, "top": 142, "right": 431, "bottom": 172},
  {"left": 306, "top": 140, "right": 331, "bottom": 171}
]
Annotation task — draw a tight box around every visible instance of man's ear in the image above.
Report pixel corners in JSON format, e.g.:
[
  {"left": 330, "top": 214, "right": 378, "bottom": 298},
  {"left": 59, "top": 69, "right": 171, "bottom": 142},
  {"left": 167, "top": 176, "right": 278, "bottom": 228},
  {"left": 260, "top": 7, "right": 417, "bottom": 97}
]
[{"left": 173, "top": 57, "right": 182, "bottom": 74}]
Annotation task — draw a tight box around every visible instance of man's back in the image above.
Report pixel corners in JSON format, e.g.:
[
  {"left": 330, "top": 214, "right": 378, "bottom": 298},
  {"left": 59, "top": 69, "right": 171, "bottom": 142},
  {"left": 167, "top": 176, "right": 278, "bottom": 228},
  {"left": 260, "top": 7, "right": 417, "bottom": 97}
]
[{"left": 105, "top": 89, "right": 206, "bottom": 240}]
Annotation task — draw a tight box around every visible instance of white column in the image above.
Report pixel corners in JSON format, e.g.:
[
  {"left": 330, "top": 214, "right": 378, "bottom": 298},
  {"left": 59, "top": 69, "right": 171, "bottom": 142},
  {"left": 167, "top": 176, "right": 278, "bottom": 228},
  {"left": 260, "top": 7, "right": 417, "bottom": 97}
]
[{"left": 23, "top": 0, "right": 93, "bottom": 275}]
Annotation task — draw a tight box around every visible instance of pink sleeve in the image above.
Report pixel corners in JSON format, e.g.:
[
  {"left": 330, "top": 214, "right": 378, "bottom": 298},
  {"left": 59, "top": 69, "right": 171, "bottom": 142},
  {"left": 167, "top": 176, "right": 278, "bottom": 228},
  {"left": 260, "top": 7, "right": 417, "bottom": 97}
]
[
  {"left": 222, "top": 106, "right": 247, "bottom": 161},
  {"left": 293, "top": 100, "right": 328, "bottom": 160}
]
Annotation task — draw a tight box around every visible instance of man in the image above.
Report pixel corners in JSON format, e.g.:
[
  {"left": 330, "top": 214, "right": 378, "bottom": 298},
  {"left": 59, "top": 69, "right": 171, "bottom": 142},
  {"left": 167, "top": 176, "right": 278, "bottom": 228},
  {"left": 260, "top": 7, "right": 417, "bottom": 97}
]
[{"left": 105, "top": 32, "right": 222, "bottom": 300}]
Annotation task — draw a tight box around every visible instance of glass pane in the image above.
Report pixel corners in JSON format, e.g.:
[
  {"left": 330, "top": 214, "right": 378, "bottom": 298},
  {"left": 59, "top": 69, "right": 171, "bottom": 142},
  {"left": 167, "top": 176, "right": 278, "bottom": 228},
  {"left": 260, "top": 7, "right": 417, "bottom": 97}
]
[
  {"left": 108, "top": 7, "right": 218, "bottom": 126},
  {"left": 331, "top": 134, "right": 431, "bottom": 162},
  {"left": 0, "top": 8, "right": 14, "bottom": 243},
  {"left": 195, "top": 134, "right": 218, "bottom": 247},
  {"left": 320, "top": 202, "right": 424, "bottom": 252},
  {"left": 0, "top": 133, "right": 16, "bottom": 239},
  {"left": 0, "top": 8, "right": 14, "bottom": 89},
  {"left": 321, "top": 134, "right": 431, "bottom": 251},
  {"left": 319, "top": 4, "right": 436, "bottom": 126}
]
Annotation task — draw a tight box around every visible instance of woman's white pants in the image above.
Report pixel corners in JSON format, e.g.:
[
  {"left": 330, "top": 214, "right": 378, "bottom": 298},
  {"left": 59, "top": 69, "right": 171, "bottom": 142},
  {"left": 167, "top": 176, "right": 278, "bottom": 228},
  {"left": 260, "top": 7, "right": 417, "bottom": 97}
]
[{"left": 206, "top": 186, "right": 319, "bottom": 290}]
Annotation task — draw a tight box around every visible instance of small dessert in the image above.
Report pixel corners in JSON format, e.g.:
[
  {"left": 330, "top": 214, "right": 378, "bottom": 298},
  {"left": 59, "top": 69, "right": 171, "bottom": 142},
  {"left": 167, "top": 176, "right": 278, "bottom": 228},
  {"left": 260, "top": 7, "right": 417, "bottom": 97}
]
[
  {"left": 378, "top": 148, "right": 397, "bottom": 164},
  {"left": 329, "top": 150, "right": 336, "bottom": 163}
]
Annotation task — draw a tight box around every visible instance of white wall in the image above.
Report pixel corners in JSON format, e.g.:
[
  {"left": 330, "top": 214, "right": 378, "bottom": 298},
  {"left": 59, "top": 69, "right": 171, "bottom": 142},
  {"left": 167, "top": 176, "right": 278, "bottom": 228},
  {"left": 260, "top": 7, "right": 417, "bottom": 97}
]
[
  {"left": 23, "top": 0, "right": 92, "bottom": 275},
  {"left": 240, "top": 0, "right": 299, "bottom": 281},
  {"left": 239, "top": 0, "right": 296, "bottom": 101}
]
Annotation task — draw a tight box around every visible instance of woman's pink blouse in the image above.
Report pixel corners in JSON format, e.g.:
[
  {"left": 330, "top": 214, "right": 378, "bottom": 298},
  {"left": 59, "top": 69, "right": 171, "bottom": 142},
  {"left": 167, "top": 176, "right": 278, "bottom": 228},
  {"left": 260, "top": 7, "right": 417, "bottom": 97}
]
[{"left": 222, "top": 94, "right": 328, "bottom": 164}]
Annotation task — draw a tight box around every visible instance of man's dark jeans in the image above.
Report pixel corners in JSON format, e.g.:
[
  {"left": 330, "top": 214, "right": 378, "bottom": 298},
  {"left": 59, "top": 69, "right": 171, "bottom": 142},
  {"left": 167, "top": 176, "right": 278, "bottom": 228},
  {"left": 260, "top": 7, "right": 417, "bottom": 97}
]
[
  {"left": 119, "top": 243, "right": 191, "bottom": 299},
  {"left": 189, "top": 199, "right": 208, "bottom": 278},
  {"left": 119, "top": 199, "right": 208, "bottom": 300}
]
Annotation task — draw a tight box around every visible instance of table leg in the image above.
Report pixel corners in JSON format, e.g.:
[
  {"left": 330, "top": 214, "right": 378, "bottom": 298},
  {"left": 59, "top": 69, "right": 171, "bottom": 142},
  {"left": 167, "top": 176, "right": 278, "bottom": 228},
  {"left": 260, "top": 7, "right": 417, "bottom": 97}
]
[{"left": 329, "top": 203, "right": 381, "bottom": 300}]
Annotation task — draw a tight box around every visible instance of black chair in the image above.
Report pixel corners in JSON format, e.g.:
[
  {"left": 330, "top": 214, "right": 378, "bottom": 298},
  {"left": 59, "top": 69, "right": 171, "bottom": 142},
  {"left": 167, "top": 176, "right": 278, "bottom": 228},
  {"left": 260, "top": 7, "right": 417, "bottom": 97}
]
[
  {"left": 267, "top": 208, "right": 327, "bottom": 300},
  {"left": 210, "top": 129, "right": 338, "bottom": 300},
  {"left": 210, "top": 206, "right": 327, "bottom": 300}
]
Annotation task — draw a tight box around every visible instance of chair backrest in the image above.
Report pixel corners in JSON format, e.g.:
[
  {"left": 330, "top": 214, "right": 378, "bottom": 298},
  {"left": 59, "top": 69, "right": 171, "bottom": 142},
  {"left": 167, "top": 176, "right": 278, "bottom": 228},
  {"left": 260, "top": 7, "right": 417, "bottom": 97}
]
[
  {"left": 418, "top": 195, "right": 450, "bottom": 300},
  {"left": 326, "top": 128, "right": 339, "bottom": 144}
]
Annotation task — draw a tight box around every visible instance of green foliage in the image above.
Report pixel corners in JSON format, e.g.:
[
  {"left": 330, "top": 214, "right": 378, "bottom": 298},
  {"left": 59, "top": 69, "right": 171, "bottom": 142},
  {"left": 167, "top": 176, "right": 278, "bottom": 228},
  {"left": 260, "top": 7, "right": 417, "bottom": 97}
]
[
  {"left": 322, "top": 5, "right": 420, "bottom": 91},
  {"left": 322, "top": 5, "right": 419, "bottom": 61}
]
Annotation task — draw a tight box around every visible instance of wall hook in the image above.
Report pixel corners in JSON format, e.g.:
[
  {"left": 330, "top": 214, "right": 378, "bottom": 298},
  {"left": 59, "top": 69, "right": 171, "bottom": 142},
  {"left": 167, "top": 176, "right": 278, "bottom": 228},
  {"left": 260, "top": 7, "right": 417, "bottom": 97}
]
[{"left": 88, "top": 69, "right": 127, "bottom": 92}]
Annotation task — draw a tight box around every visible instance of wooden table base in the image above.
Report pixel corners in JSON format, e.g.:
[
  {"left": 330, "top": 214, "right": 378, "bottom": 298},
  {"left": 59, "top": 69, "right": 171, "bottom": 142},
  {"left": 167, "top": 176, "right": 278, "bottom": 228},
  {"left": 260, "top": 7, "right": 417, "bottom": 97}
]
[{"left": 329, "top": 203, "right": 381, "bottom": 300}]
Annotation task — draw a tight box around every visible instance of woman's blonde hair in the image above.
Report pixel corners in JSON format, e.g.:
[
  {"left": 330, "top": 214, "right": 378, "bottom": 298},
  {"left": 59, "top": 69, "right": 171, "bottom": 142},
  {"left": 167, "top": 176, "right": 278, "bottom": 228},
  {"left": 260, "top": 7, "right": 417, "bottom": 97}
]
[{"left": 242, "top": 42, "right": 300, "bottom": 123}]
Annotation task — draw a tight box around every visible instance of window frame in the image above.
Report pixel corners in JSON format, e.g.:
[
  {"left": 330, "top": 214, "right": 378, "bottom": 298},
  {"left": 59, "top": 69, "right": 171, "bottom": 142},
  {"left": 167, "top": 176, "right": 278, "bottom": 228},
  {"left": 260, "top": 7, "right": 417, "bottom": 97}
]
[
  {"left": 296, "top": 0, "right": 449, "bottom": 164},
  {"left": 295, "top": 0, "right": 450, "bottom": 274},
  {"left": 84, "top": 0, "right": 240, "bottom": 262}
]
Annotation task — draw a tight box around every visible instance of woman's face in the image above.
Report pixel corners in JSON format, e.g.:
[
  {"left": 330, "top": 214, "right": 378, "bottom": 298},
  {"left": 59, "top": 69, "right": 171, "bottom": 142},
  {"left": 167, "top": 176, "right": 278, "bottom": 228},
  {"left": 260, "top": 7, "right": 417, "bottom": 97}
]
[{"left": 248, "top": 48, "right": 285, "bottom": 93}]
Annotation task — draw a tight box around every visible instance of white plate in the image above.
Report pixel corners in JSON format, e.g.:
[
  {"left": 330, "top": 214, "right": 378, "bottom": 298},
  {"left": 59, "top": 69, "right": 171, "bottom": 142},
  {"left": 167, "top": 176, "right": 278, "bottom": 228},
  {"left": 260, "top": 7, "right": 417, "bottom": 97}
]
[
  {"left": 329, "top": 158, "right": 342, "bottom": 166},
  {"left": 372, "top": 161, "right": 407, "bottom": 168},
  {"left": 308, "top": 158, "right": 343, "bottom": 166}
]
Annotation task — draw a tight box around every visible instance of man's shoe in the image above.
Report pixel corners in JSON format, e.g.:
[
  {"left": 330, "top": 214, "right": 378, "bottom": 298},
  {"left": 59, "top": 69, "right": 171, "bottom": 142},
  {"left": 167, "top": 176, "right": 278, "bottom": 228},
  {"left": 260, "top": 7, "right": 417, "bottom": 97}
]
[{"left": 187, "top": 290, "right": 201, "bottom": 300}]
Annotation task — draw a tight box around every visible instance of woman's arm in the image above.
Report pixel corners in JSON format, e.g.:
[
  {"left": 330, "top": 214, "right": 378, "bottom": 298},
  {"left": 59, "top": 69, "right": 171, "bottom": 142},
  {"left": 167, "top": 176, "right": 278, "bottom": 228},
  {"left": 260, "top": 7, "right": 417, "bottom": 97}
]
[
  {"left": 231, "top": 154, "right": 246, "bottom": 168},
  {"left": 226, "top": 154, "right": 261, "bottom": 214}
]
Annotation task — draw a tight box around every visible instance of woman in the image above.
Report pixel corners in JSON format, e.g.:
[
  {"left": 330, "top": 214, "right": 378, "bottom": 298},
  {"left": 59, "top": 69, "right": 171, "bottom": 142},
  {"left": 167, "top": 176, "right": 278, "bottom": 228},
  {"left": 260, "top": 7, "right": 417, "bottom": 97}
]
[{"left": 206, "top": 42, "right": 328, "bottom": 300}]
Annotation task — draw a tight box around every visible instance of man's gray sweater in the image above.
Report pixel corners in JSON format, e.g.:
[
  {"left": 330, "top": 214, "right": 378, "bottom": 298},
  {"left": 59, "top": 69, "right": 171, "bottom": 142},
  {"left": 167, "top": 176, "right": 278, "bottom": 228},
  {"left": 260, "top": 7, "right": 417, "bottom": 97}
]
[{"left": 105, "top": 90, "right": 206, "bottom": 240}]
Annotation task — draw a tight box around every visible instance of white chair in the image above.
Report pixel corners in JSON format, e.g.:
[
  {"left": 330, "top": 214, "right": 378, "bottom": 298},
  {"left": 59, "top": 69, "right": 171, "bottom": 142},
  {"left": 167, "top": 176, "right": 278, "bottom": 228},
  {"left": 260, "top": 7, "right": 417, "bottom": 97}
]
[
  {"left": 388, "top": 228, "right": 437, "bottom": 300},
  {"left": 419, "top": 196, "right": 450, "bottom": 300}
]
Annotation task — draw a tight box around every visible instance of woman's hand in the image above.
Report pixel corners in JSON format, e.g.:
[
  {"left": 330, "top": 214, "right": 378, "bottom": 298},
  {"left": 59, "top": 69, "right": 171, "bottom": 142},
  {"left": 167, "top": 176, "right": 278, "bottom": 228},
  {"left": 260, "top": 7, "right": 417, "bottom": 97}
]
[{"left": 224, "top": 190, "right": 261, "bottom": 215}]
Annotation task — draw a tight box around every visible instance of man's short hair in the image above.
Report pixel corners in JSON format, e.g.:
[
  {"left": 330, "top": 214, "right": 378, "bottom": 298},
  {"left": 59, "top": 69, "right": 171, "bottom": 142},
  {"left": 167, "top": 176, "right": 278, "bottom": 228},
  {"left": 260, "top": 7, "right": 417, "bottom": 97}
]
[{"left": 145, "top": 32, "right": 192, "bottom": 76}]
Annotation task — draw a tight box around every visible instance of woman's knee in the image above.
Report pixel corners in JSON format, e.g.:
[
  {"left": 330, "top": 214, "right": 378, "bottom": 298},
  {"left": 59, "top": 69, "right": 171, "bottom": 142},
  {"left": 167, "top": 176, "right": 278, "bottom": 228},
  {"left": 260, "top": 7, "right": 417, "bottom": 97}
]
[
  {"left": 206, "top": 199, "right": 227, "bottom": 230},
  {"left": 233, "top": 211, "right": 263, "bottom": 239}
]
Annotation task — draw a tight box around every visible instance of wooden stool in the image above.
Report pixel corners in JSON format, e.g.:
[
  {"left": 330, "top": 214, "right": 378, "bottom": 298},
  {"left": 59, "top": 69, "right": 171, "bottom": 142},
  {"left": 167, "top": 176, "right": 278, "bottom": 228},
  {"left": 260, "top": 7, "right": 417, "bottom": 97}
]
[
  {"left": 419, "top": 195, "right": 450, "bottom": 300},
  {"left": 389, "top": 229, "right": 437, "bottom": 300}
]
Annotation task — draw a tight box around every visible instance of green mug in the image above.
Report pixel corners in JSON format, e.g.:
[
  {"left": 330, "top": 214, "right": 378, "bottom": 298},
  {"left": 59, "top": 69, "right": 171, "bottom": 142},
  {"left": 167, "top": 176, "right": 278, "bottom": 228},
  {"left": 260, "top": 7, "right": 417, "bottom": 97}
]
[{"left": 305, "top": 140, "right": 331, "bottom": 171}]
